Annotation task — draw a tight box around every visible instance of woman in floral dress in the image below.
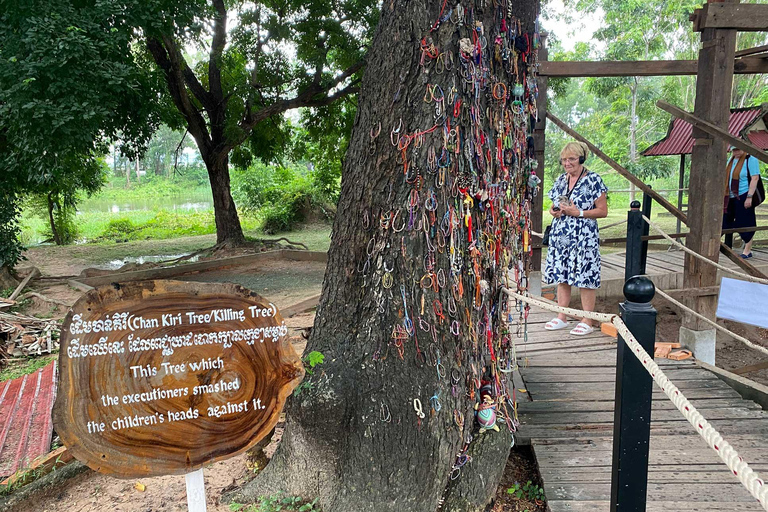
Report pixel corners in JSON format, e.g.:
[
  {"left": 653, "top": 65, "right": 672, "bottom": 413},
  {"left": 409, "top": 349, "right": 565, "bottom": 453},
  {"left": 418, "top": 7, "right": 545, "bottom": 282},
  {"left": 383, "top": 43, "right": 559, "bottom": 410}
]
[{"left": 543, "top": 141, "right": 608, "bottom": 336}]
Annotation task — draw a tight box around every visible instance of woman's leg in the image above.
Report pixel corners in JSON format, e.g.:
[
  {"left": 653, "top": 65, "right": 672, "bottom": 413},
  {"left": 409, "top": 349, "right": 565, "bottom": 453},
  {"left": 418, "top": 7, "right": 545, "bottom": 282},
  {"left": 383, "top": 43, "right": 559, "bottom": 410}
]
[
  {"left": 579, "top": 288, "right": 596, "bottom": 327},
  {"left": 736, "top": 194, "right": 757, "bottom": 255},
  {"left": 557, "top": 283, "right": 571, "bottom": 322}
]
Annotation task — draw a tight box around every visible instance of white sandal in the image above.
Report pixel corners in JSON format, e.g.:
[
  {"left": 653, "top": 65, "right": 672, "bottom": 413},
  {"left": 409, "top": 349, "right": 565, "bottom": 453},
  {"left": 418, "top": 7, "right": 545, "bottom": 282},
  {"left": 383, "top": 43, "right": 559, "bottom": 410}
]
[
  {"left": 570, "top": 322, "right": 594, "bottom": 336},
  {"left": 544, "top": 318, "right": 569, "bottom": 331}
]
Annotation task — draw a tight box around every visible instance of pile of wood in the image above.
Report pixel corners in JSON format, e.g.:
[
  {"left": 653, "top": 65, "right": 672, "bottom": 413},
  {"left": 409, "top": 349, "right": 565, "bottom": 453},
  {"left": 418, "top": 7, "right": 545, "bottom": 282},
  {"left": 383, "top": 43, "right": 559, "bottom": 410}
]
[{"left": 0, "top": 311, "right": 60, "bottom": 359}]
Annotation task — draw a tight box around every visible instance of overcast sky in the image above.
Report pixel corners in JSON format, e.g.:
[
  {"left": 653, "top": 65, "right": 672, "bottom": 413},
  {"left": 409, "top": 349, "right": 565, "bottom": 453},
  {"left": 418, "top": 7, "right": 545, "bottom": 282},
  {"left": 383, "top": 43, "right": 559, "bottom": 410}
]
[{"left": 541, "top": 0, "right": 602, "bottom": 52}]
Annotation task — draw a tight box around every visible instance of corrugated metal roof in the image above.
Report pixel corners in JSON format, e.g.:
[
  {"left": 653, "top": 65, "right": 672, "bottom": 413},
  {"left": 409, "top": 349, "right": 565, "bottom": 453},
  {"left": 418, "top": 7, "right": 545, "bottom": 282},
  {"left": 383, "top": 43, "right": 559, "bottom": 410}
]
[
  {"left": 0, "top": 360, "right": 57, "bottom": 478},
  {"left": 643, "top": 107, "right": 765, "bottom": 156},
  {"left": 747, "top": 130, "right": 768, "bottom": 150}
]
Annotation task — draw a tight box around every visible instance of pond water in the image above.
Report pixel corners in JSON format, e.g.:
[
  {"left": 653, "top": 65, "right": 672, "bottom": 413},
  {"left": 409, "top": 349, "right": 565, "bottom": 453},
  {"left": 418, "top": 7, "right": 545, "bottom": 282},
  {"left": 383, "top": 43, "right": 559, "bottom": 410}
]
[
  {"left": 78, "top": 192, "right": 213, "bottom": 213},
  {"left": 100, "top": 254, "right": 201, "bottom": 270}
]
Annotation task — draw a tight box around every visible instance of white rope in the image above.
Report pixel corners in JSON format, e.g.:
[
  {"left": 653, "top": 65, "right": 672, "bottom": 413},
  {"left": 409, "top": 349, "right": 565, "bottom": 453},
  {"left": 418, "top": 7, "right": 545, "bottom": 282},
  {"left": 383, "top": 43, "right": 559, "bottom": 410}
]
[
  {"left": 642, "top": 215, "right": 768, "bottom": 285},
  {"left": 504, "top": 288, "right": 768, "bottom": 510},
  {"left": 654, "top": 287, "right": 768, "bottom": 357}
]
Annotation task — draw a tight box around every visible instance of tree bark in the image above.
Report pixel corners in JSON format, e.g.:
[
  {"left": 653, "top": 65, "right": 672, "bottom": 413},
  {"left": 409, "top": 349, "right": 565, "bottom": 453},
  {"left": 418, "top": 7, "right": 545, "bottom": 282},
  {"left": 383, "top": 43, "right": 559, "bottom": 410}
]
[
  {"left": 205, "top": 153, "right": 246, "bottom": 247},
  {"left": 47, "top": 193, "right": 61, "bottom": 246},
  {"left": 227, "top": 1, "right": 540, "bottom": 510}
]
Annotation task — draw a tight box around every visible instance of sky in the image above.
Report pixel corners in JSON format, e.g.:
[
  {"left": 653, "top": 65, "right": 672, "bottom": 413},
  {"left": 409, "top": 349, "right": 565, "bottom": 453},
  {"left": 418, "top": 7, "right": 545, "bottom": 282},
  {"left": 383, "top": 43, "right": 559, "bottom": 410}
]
[{"left": 540, "top": 0, "right": 602, "bottom": 52}]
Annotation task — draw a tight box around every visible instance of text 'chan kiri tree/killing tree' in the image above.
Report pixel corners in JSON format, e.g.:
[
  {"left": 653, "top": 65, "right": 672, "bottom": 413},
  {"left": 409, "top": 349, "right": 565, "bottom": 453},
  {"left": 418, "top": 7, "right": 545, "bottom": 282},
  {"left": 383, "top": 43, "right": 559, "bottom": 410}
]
[{"left": 229, "top": 1, "right": 542, "bottom": 511}]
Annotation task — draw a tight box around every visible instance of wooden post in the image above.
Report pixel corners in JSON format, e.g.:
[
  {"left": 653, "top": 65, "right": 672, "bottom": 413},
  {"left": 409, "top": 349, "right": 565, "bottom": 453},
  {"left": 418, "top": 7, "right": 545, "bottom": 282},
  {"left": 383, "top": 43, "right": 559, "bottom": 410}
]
[
  {"left": 611, "top": 277, "right": 657, "bottom": 512},
  {"left": 532, "top": 33, "right": 548, "bottom": 273},
  {"left": 683, "top": 0, "right": 738, "bottom": 330}
]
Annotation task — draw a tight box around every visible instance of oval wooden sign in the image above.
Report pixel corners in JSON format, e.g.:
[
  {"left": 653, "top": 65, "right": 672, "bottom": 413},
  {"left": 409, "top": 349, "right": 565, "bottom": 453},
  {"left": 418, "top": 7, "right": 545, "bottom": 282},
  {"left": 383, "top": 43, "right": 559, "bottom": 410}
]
[{"left": 53, "top": 280, "right": 304, "bottom": 478}]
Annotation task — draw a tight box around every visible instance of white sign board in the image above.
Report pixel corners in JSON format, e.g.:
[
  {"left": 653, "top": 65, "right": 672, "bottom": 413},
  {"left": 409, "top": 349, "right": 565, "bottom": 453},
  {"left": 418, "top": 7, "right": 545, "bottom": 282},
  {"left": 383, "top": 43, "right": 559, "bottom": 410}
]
[{"left": 716, "top": 277, "right": 768, "bottom": 329}]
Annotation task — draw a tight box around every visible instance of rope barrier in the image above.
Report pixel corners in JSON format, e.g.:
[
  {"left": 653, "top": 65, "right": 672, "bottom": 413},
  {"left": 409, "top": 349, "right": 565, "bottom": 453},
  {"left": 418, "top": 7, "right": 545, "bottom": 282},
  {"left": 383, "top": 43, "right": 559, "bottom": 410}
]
[
  {"left": 642, "top": 215, "right": 768, "bottom": 286},
  {"left": 653, "top": 287, "right": 768, "bottom": 357},
  {"left": 504, "top": 288, "right": 768, "bottom": 510}
]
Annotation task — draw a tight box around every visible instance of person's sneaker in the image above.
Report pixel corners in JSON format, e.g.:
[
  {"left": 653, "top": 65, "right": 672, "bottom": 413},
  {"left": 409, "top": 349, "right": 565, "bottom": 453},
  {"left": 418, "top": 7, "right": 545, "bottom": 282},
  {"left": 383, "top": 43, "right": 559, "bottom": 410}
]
[{"left": 740, "top": 252, "right": 753, "bottom": 259}]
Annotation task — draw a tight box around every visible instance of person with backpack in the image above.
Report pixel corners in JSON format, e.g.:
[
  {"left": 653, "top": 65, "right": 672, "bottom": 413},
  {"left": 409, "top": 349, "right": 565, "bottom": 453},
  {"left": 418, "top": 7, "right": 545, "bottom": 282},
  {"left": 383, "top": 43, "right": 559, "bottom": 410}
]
[{"left": 723, "top": 146, "right": 763, "bottom": 259}]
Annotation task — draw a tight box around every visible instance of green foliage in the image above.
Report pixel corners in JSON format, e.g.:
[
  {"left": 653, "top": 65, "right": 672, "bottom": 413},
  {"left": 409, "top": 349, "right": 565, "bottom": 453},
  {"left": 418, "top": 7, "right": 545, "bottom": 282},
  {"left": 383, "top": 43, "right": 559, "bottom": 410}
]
[
  {"left": 232, "top": 163, "right": 331, "bottom": 234},
  {"left": 100, "top": 218, "right": 139, "bottom": 240},
  {"left": 305, "top": 351, "right": 325, "bottom": 368},
  {"left": 507, "top": 480, "right": 545, "bottom": 503},
  {"left": 295, "top": 351, "right": 325, "bottom": 396},
  {"left": 228, "top": 493, "right": 320, "bottom": 512},
  {"left": 0, "top": 355, "right": 57, "bottom": 382},
  {"left": 0, "top": 194, "right": 24, "bottom": 268}
]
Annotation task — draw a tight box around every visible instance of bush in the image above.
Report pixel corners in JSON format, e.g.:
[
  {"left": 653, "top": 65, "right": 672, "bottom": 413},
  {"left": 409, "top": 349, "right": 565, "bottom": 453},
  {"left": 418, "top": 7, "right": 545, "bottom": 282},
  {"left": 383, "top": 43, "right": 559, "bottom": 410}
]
[
  {"left": 0, "top": 193, "right": 23, "bottom": 269},
  {"left": 232, "top": 162, "right": 331, "bottom": 234},
  {"left": 100, "top": 218, "right": 137, "bottom": 240}
]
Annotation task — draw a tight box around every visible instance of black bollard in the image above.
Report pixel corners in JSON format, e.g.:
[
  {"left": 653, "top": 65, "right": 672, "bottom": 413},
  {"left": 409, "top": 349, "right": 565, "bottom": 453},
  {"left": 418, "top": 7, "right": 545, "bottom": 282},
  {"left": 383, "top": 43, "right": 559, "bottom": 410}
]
[{"left": 610, "top": 276, "right": 656, "bottom": 512}]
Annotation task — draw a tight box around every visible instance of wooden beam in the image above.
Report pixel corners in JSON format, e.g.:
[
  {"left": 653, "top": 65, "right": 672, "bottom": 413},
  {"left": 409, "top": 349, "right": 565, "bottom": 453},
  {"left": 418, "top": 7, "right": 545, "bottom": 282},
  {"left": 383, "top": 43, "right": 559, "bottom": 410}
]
[
  {"left": 684, "top": 5, "right": 738, "bottom": 331},
  {"left": 696, "top": 3, "right": 768, "bottom": 32},
  {"left": 663, "top": 286, "right": 720, "bottom": 299},
  {"left": 532, "top": 33, "right": 549, "bottom": 272},
  {"left": 8, "top": 267, "right": 40, "bottom": 301},
  {"left": 657, "top": 100, "right": 768, "bottom": 166},
  {"left": 546, "top": 111, "right": 768, "bottom": 280},
  {"left": 735, "top": 44, "right": 768, "bottom": 58},
  {"left": 538, "top": 58, "right": 768, "bottom": 77}
]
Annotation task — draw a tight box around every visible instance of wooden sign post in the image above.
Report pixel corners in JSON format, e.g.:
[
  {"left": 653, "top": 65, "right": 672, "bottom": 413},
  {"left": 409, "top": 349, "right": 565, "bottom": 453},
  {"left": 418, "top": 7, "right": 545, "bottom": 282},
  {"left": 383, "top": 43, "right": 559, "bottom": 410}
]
[{"left": 53, "top": 280, "right": 304, "bottom": 508}]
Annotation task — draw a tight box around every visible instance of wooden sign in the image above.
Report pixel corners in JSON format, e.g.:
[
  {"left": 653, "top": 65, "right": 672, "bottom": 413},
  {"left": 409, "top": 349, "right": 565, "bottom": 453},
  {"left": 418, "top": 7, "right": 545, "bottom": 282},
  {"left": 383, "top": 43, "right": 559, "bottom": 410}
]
[{"left": 53, "top": 280, "right": 304, "bottom": 478}]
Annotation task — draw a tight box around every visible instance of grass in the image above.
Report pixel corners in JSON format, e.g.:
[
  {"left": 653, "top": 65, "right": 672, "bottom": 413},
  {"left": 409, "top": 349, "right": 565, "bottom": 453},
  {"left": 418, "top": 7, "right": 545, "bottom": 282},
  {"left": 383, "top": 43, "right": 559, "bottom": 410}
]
[{"left": 0, "top": 355, "right": 56, "bottom": 382}]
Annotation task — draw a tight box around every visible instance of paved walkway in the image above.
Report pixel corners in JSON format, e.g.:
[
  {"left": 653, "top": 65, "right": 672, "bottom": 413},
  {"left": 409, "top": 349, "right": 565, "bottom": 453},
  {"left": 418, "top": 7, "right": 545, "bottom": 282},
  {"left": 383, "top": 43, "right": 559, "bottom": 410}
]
[{"left": 515, "top": 308, "right": 768, "bottom": 511}]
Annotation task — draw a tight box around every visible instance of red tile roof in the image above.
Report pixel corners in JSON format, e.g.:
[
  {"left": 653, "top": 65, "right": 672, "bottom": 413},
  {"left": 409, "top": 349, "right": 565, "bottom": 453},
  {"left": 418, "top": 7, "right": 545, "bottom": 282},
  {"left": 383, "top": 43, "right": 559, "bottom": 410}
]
[
  {"left": 0, "top": 360, "right": 57, "bottom": 478},
  {"left": 643, "top": 107, "right": 767, "bottom": 156}
]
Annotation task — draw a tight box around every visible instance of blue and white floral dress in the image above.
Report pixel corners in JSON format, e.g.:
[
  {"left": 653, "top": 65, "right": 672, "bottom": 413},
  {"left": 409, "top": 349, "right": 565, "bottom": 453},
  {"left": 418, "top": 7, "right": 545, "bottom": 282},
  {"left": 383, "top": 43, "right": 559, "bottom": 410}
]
[{"left": 543, "top": 171, "right": 608, "bottom": 289}]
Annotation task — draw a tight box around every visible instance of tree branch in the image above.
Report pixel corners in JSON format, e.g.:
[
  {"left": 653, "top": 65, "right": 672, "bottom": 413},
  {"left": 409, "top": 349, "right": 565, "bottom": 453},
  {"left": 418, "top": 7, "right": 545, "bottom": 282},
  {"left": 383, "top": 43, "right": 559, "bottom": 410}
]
[
  {"left": 209, "top": 0, "right": 227, "bottom": 103},
  {"left": 160, "top": 35, "right": 215, "bottom": 113},
  {"left": 146, "top": 37, "right": 212, "bottom": 155}
]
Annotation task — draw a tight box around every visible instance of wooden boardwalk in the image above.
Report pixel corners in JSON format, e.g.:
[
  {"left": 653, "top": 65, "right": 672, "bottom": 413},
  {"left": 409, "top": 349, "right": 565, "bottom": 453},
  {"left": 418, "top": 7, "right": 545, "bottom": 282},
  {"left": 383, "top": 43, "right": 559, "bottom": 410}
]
[
  {"left": 577, "top": 247, "right": 768, "bottom": 297},
  {"left": 601, "top": 246, "right": 768, "bottom": 281},
  {"left": 515, "top": 308, "right": 768, "bottom": 511}
]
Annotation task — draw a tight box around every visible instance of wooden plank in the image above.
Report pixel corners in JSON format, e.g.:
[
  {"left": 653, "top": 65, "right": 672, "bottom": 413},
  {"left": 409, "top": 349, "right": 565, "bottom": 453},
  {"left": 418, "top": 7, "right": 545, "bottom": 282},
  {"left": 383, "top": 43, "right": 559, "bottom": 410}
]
[
  {"left": 548, "top": 501, "right": 765, "bottom": 512},
  {"left": 519, "top": 398, "right": 757, "bottom": 413},
  {"left": 8, "top": 268, "right": 40, "bottom": 301},
  {"left": 697, "top": 3, "right": 768, "bottom": 31},
  {"left": 521, "top": 407, "right": 765, "bottom": 426},
  {"left": 527, "top": 388, "right": 742, "bottom": 401},
  {"left": 732, "top": 361, "right": 768, "bottom": 376},
  {"left": 77, "top": 250, "right": 283, "bottom": 287},
  {"left": 538, "top": 58, "right": 768, "bottom": 77},
  {"left": 545, "top": 482, "right": 760, "bottom": 502},
  {"left": 281, "top": 294, "right": 321, "bottom": 318},
  {"left": 0, "top": 446, "right": 72, "bottom": 489},
  {"left": 736, "top": 44, "right": 768, "bottom": 58}
]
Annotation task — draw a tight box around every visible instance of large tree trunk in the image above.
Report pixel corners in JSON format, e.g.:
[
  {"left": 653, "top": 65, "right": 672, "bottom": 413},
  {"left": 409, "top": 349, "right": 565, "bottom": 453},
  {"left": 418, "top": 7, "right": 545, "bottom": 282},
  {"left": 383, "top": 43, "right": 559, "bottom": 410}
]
[
  {"left": 47, "top": 193, "right": 62, "bottom": 246},
  {"left": 229, "top": 1, "right": 540, "bottom": 510},
  {"left": 206, "top": 153, "right": 246, "bottom": 247}
]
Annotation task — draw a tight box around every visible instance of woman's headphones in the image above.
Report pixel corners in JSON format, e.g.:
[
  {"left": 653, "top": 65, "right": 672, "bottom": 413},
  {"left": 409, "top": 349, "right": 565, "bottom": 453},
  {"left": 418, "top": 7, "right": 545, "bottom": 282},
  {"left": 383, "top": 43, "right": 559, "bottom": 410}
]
[{"left": 577, "top": 142, "right": 588, "bottom": 164}]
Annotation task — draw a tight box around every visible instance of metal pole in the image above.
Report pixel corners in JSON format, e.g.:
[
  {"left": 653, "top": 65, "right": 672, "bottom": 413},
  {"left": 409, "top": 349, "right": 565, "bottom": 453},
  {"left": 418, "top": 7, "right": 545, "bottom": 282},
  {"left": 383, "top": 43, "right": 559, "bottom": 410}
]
[
  {"left": 624, "top": 201, "right": 643, "bottom": 282},
  {"left": 610, "top": 276, "right": 657, "bottom": 512},
  {"left": 640, "top": 190, "right": 652, "bottom": 275}
]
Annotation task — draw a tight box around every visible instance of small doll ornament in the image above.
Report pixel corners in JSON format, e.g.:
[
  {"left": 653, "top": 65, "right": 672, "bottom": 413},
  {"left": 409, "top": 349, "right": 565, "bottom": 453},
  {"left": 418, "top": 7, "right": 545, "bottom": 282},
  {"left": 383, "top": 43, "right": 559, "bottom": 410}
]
[{"left": 475, "top": 384, "right": 500, "bottom": 434}]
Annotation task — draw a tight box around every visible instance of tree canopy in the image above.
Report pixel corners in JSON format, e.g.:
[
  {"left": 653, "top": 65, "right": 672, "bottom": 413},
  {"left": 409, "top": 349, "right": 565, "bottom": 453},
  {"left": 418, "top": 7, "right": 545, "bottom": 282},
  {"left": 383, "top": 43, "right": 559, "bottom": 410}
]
[{"left": 0, "top": 0, "right": 379, "bottom": 257}]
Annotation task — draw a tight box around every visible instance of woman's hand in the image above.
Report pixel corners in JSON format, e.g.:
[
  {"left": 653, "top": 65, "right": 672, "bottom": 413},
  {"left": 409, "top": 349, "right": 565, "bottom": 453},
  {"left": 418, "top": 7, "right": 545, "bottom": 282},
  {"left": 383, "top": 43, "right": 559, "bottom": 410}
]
[
  {"left": 560, "top": 204, "right": 580, "bottom": 217},
  {"left": 746, "top": 196, "right": 753, "bottom": 209},
  {"left": 549, "top": 206, "right": 563, "bottom": 219}
]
